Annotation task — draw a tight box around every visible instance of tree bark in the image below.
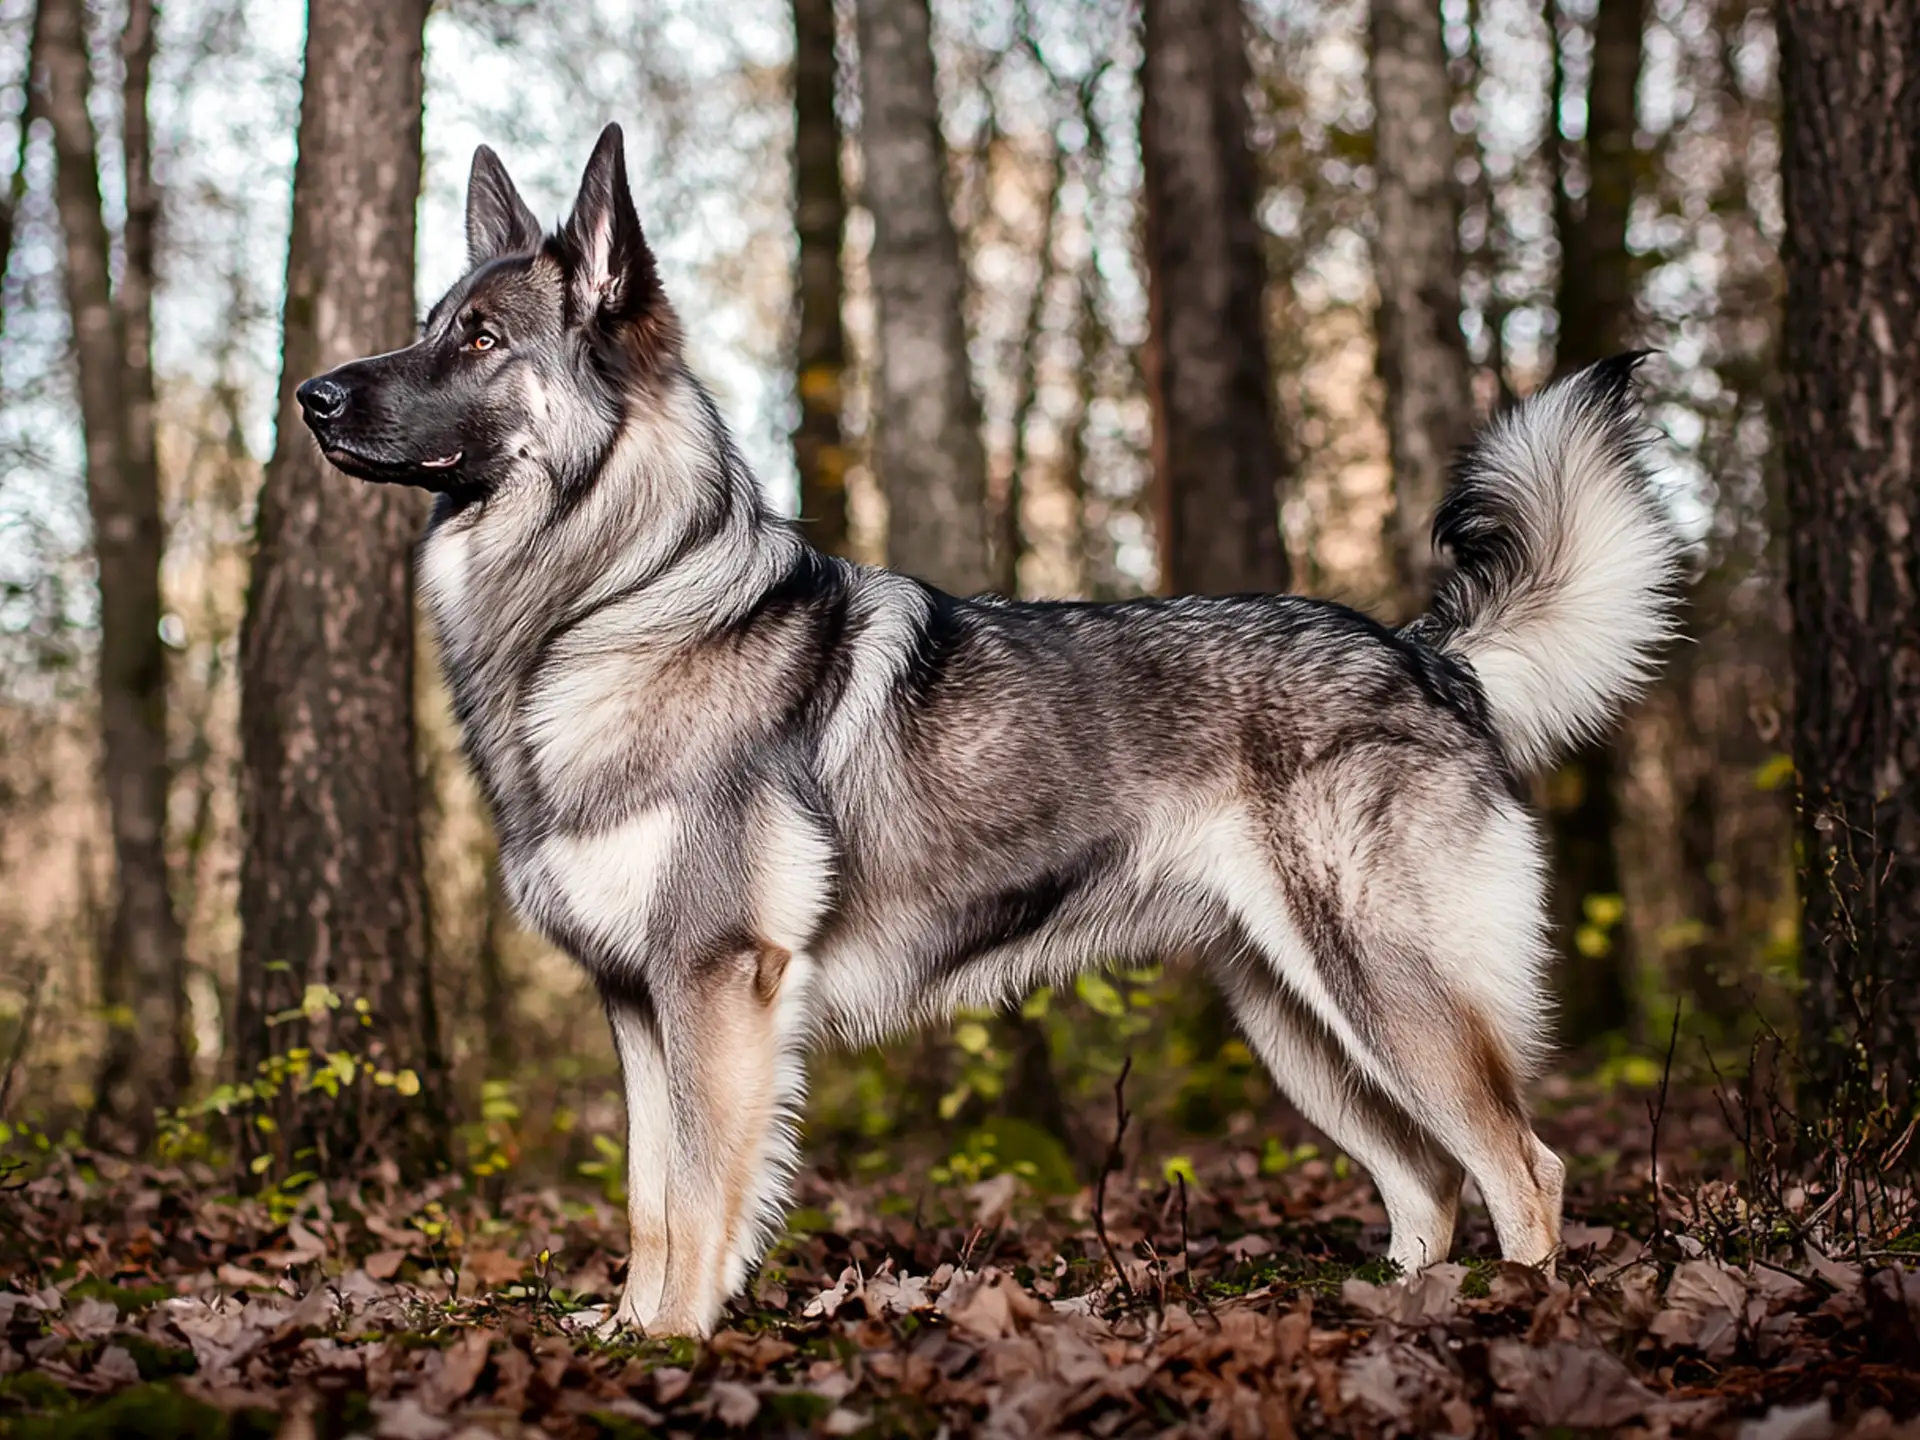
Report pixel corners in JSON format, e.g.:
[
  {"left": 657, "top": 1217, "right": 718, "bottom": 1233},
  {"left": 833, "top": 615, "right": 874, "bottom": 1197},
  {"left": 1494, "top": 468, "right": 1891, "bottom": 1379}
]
[
  {"left": 792, "top": 0, "right": 852, "bottom": 557},
  {"left": 856, "top": 0, "right": 991, "bottom": 593},
  {"left": 1544, "top": 0, "right": 1645, "bottom": 1044},
  {"left": 996, "top": 159, "right": 1062, "bottom": 597},
  {"left": 40, "top": 0, "right": 187, "bottom": 1138},
  {"left": 1140, "top": 0, "right": 1290, "bottom": 595},
  {"left": 1555, "top": 0, "right": 1644, "bottom": 374},
  {"left": 237, "top": 0, "right": 445, "bottom": 1175},
  {"left": 1779, "top": 0, "right": 1920, "bottom": 1104},
  {"left": 1369, "top": 0, "right": 1472, "bottom": 611}
]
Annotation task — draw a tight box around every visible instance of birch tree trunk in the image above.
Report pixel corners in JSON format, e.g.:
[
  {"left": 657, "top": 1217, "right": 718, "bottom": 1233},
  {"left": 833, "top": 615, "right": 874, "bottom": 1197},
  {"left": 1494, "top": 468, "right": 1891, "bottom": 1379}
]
[{"left": 1369, "top": 0, "right": 1472, "bottom": 610}]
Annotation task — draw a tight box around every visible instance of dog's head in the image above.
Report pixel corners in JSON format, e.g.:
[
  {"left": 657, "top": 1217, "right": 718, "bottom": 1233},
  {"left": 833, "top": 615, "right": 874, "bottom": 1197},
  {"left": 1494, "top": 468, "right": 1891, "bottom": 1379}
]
[{"left": 297, "top": 123, "right": 679, "bottom": 500}]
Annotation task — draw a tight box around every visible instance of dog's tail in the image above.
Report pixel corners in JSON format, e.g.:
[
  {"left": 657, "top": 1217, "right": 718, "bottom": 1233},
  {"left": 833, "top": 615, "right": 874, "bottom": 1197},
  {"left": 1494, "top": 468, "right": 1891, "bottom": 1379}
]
[{"left": 1404, "top": 353, "right": 1682, "bottom": 775}]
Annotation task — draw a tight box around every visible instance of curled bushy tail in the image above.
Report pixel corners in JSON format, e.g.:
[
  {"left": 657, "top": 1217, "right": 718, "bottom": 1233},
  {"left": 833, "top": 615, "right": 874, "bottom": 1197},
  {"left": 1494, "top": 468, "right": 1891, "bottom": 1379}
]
[{"left": 1404, "top": 354, "right": 1683, "bottom": 774}]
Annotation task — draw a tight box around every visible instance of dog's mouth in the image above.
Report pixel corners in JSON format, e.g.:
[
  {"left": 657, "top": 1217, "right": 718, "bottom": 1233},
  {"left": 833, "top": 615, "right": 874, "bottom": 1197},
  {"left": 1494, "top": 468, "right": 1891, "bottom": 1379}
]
[{"left": 320, "top": 444, "right": 464, "bottom": 484}]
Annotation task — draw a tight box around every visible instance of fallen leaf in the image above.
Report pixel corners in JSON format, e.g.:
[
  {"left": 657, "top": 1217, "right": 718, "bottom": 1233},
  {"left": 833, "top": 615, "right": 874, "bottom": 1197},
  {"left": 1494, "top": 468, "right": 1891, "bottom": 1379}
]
[
  {"left": 428, "top": 1328, "right": 494, "bottom": 1410},
  {"left": 363, "top": 1249, "right": 409, "bottom": 1281},
  {"left": 939, "top": 1267, "right": 1046, "bottom": 1340},
  {"left": 462, "top": 1247, "right": 524, "bottom": 1289},
  {"left": 63, "top": 1297, "right": 120, "bottom": 1341},
  {"left": 966, "top": 1172, "right": 1021, "bottom": 1229},
  {"left": 1738, "top": 1398, "right": 1835, "bottom": 1440},
  {"left": 92, "top": 1344, "right": 142, "bottom": 1386},
  {"left": 372, "top": 1396, "right": 452, "bottom": 1440},
  {"left": 1341, "top": 1263, "right": 1466, "bottom": 1325},
  {"left": 1490, "top": 1338, "right": 1655, "bottom": 1427},
  {"left": 709, "top": 1380, "right": 760, "bottom": 1428},
  {"left": 1650, "top": 1259, "right": 1746, "bottom": 1359}
]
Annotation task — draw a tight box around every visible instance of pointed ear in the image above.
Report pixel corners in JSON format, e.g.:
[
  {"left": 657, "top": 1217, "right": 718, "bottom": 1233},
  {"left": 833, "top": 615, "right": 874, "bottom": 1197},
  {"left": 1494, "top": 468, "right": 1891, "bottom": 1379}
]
[
  {"left": 557, "top": 123, "right": 660, "bottom": 324},
  {"left": 466, "top": 145, "right": 543, "bottom": 266}
]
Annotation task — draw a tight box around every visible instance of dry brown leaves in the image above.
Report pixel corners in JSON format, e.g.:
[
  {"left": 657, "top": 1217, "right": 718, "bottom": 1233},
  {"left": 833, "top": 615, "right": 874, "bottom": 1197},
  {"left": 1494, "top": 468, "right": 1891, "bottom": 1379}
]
[{"left": 1, "top": 1140, "right": 1917, "bottom": 1438}]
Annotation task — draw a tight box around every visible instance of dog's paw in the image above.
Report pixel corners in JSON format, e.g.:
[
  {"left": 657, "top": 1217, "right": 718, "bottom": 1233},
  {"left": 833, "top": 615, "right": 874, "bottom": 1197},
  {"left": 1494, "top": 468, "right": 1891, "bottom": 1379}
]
[
  {"left": 641, "top": 1303, "right": 715, "bottom": 1340},
  {"left": 595, "top": 1284, "right": 658, "bottom": 1338}
]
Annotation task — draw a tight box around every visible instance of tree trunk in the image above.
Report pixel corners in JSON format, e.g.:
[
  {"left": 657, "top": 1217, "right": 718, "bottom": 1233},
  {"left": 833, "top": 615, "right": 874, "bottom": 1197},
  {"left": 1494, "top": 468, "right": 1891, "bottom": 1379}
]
[
  {"left": 1369, "top": 0, "right": 1472, "bottom": 612},
  {"left": 792, "top": 0, "right": 852, "bottom": 557},
  {"left": 236, "top": 0, "right": 445, "bottom": 1176},
  {"left": 1140, "top": 0, "right": 1290, "bottom": 595},
  {"left": 1556, "top": 0, "right": 1644, "bottom": 374},
  {"left": 996, "top": 159, "right": 1062, "bottom": 597},
  {"left": 1544, "top": 0, "right": 1645, "bottom": 1044},
  {"left": 856, "top": 0, "right": 991, "bottom": 593},
  {"left": 40, "top": 0, "right": 187, "bottom": 1139},
  {"left": 1779, "top": 0, "right": 1920, "bottom": 1105},
  {"left": 476, "top": 849, "right": 515, "bottom": 1078}
]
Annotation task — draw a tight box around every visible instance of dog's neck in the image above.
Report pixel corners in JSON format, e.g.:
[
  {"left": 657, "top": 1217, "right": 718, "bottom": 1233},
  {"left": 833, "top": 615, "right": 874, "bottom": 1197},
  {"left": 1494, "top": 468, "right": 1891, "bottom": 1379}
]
[{"left": 418, "top": 368, "right": 802, "bottom": 808}]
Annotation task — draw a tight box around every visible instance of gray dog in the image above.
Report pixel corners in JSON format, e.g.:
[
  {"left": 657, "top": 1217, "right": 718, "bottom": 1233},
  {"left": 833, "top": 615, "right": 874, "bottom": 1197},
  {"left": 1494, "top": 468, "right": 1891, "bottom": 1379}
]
[{"left": 297, "top": 124, "right": 1682, "bottom": 1336}]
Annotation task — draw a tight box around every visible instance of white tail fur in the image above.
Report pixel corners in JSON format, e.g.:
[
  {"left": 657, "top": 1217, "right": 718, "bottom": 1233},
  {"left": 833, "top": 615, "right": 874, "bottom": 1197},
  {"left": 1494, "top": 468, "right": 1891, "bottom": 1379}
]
[{"left": 1407, "top": 354, "right": 1683, "bottom": 774}]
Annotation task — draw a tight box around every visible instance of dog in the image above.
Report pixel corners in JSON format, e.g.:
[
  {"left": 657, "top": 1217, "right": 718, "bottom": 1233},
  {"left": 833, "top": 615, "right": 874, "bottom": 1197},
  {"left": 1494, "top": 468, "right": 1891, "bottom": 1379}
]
[{"left": 297, "top": 123, "right": 1682, "bottom": 1336}]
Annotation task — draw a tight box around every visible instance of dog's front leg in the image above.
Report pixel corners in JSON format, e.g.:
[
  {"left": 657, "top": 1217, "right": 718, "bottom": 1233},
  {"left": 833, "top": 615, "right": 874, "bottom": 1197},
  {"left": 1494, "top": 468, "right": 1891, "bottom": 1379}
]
[
  {"left": 645, "top": 945, "right": 787, "bottom": 1338},
  {"left": 603, "top": 992, "right": 672, "bottom": 1332}
]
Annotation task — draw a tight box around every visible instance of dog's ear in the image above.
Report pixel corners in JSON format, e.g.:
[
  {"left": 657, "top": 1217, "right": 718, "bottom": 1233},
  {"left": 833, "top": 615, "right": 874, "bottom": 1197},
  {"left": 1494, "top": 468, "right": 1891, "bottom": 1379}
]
[
  {"left": 466, "top": 146, "right": 543, "bottom": 267},
  {"left": 557, "top": 123, "right": 661, "bottom": 327}
]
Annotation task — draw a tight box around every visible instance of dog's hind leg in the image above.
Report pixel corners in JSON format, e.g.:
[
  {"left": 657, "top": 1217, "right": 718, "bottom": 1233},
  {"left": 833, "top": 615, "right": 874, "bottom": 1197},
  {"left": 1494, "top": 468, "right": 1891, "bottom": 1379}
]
[
  {"left": 1358, "top": 987, "right": 1564, "bottom": 1266},
  {"left": 1213, "top": 779, "right": 1564, "bottom": 1268},
  {"left": 1212, "top": 953, "right": 1463, "bottom": 1273}
]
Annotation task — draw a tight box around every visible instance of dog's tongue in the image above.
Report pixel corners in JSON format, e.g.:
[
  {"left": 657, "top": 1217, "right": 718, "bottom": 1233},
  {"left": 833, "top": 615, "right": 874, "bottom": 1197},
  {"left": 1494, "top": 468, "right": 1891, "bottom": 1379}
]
[{"left": 420, "top": 451, "right": 463, "bottom": 469}]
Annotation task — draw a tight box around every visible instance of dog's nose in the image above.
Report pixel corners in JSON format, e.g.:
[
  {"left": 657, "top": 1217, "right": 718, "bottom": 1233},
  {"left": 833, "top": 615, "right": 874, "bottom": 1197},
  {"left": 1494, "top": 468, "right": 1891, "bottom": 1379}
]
[{"left": 296, "top": 376, "right": 349, "bottom": 422}]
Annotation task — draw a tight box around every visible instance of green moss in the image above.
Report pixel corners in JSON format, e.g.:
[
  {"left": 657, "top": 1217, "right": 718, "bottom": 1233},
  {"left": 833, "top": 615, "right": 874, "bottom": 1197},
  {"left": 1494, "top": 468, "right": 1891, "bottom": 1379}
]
[
  {"left": 851, "top": 1394, "right": 945, "bottom": 1438},
  {"left": 1460, "top": 1264, "right": 1494, "bottom": 1300},
  {"left": 963, "top": 1118, "right": 1079, "bottom": 1196},
  {"left": 762, "top": 1392, "right": 833, "bottom": 1426},
  {"left": 0, "top": 1371, "right": 76, "bottom": 1414},
  {"left": 584, "top": 1413, "right": 661, "bottom": 1440},
  {"left": 785, "top": 1207, "right": 832, "bottom": 1235},
  {"left": 64, "top": 1280, "right": 175, "bottom": 1317},
  {"left": 117, "top": 1333, "right": 198, "bottom": 1381},
  {"left": 0, "top": 1383, "right": 245, "bottom": 1440}
]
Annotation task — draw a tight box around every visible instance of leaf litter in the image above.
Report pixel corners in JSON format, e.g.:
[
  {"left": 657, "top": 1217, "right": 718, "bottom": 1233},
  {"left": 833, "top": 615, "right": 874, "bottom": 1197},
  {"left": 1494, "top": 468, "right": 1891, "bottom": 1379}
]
[{"left": 1, "top": 1094, "right": 1917, "bottom": 1438}]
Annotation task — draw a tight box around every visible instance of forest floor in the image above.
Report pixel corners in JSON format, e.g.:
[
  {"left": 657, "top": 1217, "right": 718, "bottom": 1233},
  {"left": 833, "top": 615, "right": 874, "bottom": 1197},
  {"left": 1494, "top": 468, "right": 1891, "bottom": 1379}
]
[{"left": 2, "top": 1074, "right": 1918, "bottom": 1439}]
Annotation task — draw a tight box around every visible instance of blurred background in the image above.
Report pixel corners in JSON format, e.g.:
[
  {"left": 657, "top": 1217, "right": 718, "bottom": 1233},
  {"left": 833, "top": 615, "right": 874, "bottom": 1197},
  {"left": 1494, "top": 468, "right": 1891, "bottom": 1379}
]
[{"left": 0, "top": 0, "right": 1792, "bottom": 1191}]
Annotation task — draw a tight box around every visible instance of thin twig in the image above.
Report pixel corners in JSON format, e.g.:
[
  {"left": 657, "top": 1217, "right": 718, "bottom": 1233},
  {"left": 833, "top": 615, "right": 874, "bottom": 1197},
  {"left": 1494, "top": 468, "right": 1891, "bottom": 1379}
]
[
  {"left": 1092, "top": 1055, "right": 1134, "bottom": 1304},
  {"left": 1647, "top": 998, "right": 1684, "bottom": 1252}
]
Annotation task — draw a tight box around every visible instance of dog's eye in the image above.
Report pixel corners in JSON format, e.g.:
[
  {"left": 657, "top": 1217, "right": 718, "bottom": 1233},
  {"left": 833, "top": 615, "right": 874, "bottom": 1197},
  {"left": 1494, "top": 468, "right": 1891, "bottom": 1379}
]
[{"left": 467, "top": 331, "right": 498, "bottom": 353}]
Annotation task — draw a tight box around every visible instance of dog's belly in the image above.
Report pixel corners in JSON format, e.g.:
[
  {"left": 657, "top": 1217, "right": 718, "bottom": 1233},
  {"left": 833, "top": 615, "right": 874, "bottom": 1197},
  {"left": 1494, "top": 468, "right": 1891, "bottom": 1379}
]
[{"left": 800, "top": 864, "right": 1229, "bottom": 1048}]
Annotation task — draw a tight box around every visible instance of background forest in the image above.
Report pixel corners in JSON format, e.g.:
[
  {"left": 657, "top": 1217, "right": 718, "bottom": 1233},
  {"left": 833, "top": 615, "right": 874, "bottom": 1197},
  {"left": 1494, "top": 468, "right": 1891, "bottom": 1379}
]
[{"left": 0, "top": 0, "right": 1915, "bottom": 1435}]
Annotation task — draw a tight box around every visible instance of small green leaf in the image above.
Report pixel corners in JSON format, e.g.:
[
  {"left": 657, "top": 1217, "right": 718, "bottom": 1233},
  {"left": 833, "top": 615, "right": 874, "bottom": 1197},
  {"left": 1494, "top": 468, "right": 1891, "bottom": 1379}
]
[
  {"left": 1754, "top": 753, "right": 1795, "bottom": 792},
  {"left": 1075, "top": 973, "right": 1126, "bottom": 1018}
]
